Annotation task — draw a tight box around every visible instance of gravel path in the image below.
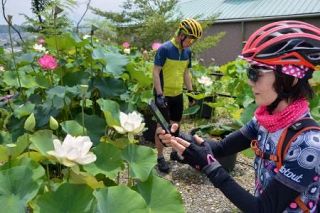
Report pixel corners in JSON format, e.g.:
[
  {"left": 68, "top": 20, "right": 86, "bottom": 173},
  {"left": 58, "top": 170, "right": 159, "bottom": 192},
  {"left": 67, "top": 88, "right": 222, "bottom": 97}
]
[{"left": 158, "top": 149, "right": 255, "bottom": 213}]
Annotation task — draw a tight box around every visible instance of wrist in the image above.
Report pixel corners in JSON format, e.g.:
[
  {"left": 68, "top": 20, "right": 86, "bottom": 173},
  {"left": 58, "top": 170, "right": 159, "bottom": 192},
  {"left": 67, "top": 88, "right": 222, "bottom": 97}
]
[{"left": 202, "top": 161, "right": 221, "bottom": 176}]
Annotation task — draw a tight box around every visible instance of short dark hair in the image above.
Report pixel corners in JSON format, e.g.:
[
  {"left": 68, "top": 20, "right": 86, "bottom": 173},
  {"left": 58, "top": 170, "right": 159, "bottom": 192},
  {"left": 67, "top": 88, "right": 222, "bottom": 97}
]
[{"left": 273, "top": 65, "right": 314, "bottom": 102}]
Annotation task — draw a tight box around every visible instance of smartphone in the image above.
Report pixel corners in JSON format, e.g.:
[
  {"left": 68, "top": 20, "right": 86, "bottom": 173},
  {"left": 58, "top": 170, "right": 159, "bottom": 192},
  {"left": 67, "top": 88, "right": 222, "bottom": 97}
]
[
  {"left": 148, "top": 100, "right": 195, "bottom": 144},
  {"left": 148, "top": 100, "right": 171, "bottom": 134}
]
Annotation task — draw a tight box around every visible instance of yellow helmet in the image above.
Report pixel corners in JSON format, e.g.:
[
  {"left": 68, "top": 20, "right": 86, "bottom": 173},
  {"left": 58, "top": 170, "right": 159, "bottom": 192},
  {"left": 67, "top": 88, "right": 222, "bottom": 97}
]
[{"left": 179, "top": 18, "right": 203, "bottom": 39}]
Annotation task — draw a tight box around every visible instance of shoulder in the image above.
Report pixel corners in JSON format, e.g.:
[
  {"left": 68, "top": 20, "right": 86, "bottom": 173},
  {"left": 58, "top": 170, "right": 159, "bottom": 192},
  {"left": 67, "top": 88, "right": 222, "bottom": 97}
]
[
  {"left": 294, "top": 129, "right": 320, "bottom": 148},
  {"left": 240, "top": 117, "right": 259, "bottom": 140}
]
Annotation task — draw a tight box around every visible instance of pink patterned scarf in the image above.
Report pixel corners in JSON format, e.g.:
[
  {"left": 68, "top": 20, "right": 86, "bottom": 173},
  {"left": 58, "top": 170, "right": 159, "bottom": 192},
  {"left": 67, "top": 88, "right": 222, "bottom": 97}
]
[{"left": 255, "top": 98, "right": 309, "bottom": 132}]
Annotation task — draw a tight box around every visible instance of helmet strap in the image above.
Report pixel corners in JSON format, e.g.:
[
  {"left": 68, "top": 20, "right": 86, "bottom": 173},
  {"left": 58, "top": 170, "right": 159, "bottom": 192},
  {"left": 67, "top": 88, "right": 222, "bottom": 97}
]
[{"left": 180, "top": 35, "right": 187, "bottom": 48}]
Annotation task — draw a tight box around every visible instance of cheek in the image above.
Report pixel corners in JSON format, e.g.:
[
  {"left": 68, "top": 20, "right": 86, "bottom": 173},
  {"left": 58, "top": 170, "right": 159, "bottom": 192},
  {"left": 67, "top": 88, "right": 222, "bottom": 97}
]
[{"left": 255, "top": 75, "right": 278, "bottom": 105}]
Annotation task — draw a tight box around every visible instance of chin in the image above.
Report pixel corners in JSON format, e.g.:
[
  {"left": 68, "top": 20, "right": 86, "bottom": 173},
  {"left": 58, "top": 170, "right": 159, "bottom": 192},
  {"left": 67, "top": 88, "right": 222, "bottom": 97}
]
[{"left": 255, "top": 98, "right": 272, "bottom": 107}]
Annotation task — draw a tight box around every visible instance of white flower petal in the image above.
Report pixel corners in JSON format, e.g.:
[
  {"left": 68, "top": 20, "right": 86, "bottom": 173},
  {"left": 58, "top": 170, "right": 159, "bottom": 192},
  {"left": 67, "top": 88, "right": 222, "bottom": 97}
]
[
  {"left": 113, "top": 125, "right": 127, "bottom": 134},
  {"left": 76, "top": 152, "right": 97, "bottom": 165}
]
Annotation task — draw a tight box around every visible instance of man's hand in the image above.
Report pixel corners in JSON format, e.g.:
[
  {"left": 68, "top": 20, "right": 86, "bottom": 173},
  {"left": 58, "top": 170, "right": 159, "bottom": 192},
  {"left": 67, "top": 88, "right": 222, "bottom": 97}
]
[
  {"left": 188, "top": 95, "right": 196, "bottom": 106},
  {"left": 156, "top": 95, "right": 167, "bottom": 108},
  {"left": 186, "top": 90, "right": 196, "bottom": 106}
]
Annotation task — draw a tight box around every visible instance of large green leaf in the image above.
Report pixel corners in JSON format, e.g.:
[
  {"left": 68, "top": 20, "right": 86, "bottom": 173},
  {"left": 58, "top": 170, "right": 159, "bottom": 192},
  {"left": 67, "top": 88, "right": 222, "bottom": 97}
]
[
  {"left": 3, "top": 71, "right": 40, "bottom": 89},
  {"left": 46, "top": 33, "right": 77, "bottom": 51},
  {"left": 121, "top": 144, "right": 157, "bottom": 181},
  {"left": 94, "top": 185, "right": 148, "bottom": 213},
  {"left": 29, "top": 130, "right": 54, "bottom": 156},
  {"left": 90, "top": 77, "right": 126, "bottom": 98},
  {"left": 61, "top": 120, "right": 86, "bottom": 136},
  {"left": 134, "top": 174, "right": 184, "bottom": 213},
  {"left": 6, "top": 115, "right": 26, "bottom": 142},
  {"left": 0, "top": 162, "right": 45, "bottom": 211},
  {"left": 83, "top": 143, "right": 123, "bottom": 179},
  {"left": 16, "top": 53, "right": 37, "bottom": 66},
  {"left": 97, "top": 99, "right": 120, "bottom": 127},
  {"left": 33, "top": 102, "right": 60, "bottom": 128},
  {"left": 104, "top": 52, "right": 128, "bottom": 76},
  {"left": 183, "top": 104, "right": 200, "bottom": 116},
  {"left": 92, "top": 48, "right": 128, "bottom": 76},
  {"left": 0, "top": 195, "right": 25, "bottom": 213},
  {"left": 13, "top": 102, "right": 35, "bottom": 119},
  {"left": 34, "top": 183, "right": 94, "bottom": 213},
  {"left": 75, "top": 114, "right": 106, "bottom": 145},
  {"left": 10, "top": 134, "right": 30, "bottom": 159},
  {"left": 126, "top": 62, "right": 153, "bottom": 88},
  {"left": 62, "top": 70, "right": 90, "bottom": 87}
]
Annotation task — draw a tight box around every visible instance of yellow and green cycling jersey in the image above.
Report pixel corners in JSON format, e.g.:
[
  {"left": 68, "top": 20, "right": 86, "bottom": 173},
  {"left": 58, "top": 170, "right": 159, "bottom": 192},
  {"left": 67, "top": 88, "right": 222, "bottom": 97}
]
[{"left": 154, "top": 38, "right": 192, "bottom": 97}]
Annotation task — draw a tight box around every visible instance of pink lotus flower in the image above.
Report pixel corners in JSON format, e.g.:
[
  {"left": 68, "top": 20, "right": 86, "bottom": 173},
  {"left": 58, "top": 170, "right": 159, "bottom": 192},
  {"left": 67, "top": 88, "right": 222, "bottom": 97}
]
[
  {"left": 122, "top": 41, "right": 130, "bottom": 48},
  {"left": 152, "top": 42, "right": 161, "bottom": 51},
  {"left": 38, "top": 54, "right": 58, "bottom": 70}
]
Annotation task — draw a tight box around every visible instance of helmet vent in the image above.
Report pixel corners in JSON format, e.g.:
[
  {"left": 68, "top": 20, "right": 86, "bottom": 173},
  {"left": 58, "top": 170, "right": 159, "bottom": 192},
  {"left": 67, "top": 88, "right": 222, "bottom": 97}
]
[{"left": 308, "top": 53, "right": 320, "bottom": 60}]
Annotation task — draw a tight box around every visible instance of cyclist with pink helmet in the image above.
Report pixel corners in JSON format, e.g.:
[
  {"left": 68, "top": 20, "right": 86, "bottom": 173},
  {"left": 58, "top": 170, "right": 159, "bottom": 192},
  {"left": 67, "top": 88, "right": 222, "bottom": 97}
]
[{"left": 158, "top": 20, "right": 320, "bottom": 212}]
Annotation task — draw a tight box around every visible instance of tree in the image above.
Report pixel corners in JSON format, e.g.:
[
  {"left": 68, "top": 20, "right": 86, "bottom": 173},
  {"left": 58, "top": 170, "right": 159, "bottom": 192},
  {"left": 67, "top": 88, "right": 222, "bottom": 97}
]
[
  {"left": 91, "top": 0, "right": 182, "bottom": 49},
  {"left": 92, "top": 0, "right": 225, "bottom": 60},
  {"left": 31, "top": 0, "right": 51, "bottom": 24}
]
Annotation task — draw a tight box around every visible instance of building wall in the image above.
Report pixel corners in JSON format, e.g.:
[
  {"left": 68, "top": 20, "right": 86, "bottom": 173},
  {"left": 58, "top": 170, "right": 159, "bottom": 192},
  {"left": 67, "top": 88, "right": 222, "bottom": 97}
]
[{"left": 200, "top": 16, "right": 320, "bottom": 66}]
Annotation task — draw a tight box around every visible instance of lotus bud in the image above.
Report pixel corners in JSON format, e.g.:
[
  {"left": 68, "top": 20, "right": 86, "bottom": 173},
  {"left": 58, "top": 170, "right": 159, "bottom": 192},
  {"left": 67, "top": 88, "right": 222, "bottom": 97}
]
[
  {"left": 49, "top": 116, "right": 59, "bottom": 130},
  {"left": 24, "top": 113, "right": 36, "bottom": 132},
  {"left": 80, "top": 84, "right": 88, "bottom": 95}
]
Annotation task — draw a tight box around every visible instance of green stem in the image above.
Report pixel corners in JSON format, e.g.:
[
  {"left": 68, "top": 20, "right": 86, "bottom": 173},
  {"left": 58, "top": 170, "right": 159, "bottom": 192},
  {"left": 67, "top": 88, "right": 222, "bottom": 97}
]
[
  {"left": 67, "top": 167, "right": 71, "bottom": 182},
  {"left": 53, "top": 17, "right": 62, "bottom": 86},
  {"left": 81, "top": 94, "right": 85, "bottom": 135},
  {"left": 46, "top": 164, "right": 50, "bottom": 181},
  {"left": 8, "top": 24, "right": 23, "bottom": 97}
]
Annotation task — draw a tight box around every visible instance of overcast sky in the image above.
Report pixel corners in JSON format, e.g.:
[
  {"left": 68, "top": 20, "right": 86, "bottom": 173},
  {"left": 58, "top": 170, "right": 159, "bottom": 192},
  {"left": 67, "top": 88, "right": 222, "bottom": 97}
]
[{"left": 0, "top": 0, "right": 124, "bottom": 25}]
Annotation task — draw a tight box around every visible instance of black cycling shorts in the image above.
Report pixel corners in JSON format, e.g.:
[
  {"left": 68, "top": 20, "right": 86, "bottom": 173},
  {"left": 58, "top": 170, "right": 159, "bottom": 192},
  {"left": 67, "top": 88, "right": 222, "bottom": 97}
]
[{"left": 155, "top": 94, "right": 183, "bottom": 122}]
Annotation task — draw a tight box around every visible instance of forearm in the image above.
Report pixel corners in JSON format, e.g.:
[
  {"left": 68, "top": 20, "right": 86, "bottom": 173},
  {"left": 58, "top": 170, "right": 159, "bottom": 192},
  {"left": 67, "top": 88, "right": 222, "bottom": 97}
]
[
  {"left": 153, "top": 66, "right": 162, "bottom": 95},
  {"left": 207, "top": 168, "right": 300, "bottom": 213},
  {"left": 184, "top": 69, "right": 193, "bottom": 91},
  {"left": 206, "top": 130, "right": 251, "bottom": 158}
]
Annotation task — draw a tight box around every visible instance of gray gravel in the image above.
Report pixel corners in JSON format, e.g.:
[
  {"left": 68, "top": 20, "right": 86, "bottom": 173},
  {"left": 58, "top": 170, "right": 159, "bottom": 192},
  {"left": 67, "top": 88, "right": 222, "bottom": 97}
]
[{"left": 158, "top": 149, "right": 255, "bottom": 213}]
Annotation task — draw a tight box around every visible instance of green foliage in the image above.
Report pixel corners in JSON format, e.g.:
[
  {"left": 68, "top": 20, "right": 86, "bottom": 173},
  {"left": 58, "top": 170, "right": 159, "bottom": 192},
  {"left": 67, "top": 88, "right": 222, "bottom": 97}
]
[
  {"left": 0, "top": 8, "right": 183, "bottom": 211},
  {"left": 91, "top": 0, "right": 181, "bottom": 48}
]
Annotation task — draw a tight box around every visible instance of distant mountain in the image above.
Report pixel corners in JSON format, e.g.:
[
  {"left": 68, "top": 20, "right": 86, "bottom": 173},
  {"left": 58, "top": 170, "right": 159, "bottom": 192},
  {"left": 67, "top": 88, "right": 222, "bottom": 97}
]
[{"left": 0, "top": 24, "right": 23, "bottom": 33}]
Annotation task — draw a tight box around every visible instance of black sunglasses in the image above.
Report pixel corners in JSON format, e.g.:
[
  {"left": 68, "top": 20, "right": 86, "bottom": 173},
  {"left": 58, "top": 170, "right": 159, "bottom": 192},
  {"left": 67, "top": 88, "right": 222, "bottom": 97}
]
[{"left": 247, "top": 67, "right": 274, "bottom": 82}]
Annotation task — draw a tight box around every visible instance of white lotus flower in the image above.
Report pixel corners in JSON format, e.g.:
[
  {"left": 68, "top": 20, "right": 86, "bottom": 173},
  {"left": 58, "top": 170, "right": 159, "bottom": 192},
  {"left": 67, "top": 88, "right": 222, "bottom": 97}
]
[
  {"left": 33, "top": 43, "right": 46, "bottom": 52},
  {"left": 83, "top": 34, "right": 91, "bottom": 39},
  {"left": 0, "top": 66, "right": 5, "bottom": 72},
  {"left": 113, "top": 111, "right": 145, "bottom": 134},
  {"left": 47, "top": 134, "right": 96, "bottom": 167},
  {"left": 197, "top": 76, "right": 213, "bottom": 87},
  {"left": 123, "top": 48, "right": 131, "bottom": 54}
]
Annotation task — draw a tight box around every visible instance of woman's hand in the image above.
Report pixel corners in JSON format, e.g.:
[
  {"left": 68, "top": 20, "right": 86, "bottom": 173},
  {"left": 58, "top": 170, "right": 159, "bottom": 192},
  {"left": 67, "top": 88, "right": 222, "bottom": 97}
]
[
  {"left": 156, "top": 123, "right": 179, "bottom": 146},
  {"left": 170, "top": 135, "right": 221, "bottom": 173}
]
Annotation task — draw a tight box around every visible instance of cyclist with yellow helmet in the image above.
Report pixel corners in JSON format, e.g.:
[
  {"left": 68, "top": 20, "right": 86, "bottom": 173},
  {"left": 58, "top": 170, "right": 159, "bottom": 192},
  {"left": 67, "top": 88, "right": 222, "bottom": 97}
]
[{"left": 153, "top": 18, "right": 202, "bottom": 173}]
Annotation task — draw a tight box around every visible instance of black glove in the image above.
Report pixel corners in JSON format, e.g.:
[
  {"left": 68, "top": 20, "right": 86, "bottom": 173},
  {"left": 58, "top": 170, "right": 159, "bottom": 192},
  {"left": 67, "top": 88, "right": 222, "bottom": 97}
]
[
  {"left": 182, "top": 141, "right": 221, "bottom": 173},
  {"left": 156, "top": 95, "right": 167, "bottom": 108}
]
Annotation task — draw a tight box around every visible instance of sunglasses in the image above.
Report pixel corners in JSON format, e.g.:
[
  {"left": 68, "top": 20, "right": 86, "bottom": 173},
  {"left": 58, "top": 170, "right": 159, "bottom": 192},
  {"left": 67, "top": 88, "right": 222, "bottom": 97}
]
[{"left": 247, "top": 67, "right": 274, "bottom": 82}]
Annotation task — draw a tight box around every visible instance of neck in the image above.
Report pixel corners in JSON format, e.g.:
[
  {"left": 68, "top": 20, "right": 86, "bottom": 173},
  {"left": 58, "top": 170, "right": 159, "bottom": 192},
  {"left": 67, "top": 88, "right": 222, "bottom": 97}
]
[
  {"left": 272, "top": 99, "right": 289, "bottom": 114},
  {"left": 174, "top": 36, "right": 183, "bottom": 49}
]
